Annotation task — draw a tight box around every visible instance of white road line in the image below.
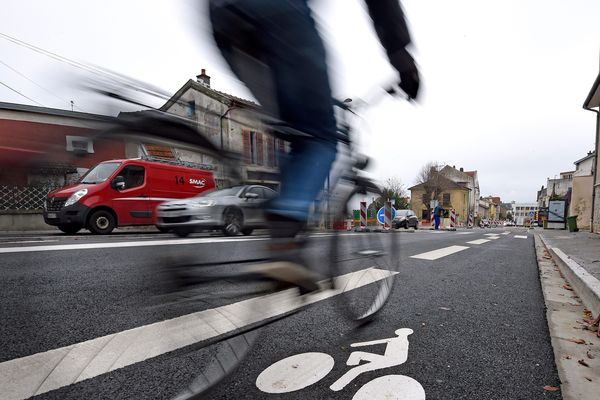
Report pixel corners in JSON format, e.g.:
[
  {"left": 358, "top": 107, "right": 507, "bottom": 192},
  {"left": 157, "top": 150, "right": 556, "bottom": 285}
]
[
  {"left": 487, "top": 236, "right": 500, "bottom": 240},
  {"left": 0, "top": 237, "right": 269, "bottom": 254},
  {"left": 484, "top": 233, "right": 500, "bottom": 237},
  {"left": 0, "top": 240, "right": 59, "bottom": 245},
  {"left": 466, "top": 239, "right": 490, "bottom": 245},
  {"left": 410, "top": 245, "right": 469, "bottom": 260},
  {"left": 457, "top": 232, "right": 474, "bottom": 235},
  {"left": 514, "top": 235, "right": 528, "bottom": 239},
  {"left": 501, "top": 232, "right": 510, "bottom": 235},
  {"left": 0, "top": 268, "right": 396, "bottom": 400}
]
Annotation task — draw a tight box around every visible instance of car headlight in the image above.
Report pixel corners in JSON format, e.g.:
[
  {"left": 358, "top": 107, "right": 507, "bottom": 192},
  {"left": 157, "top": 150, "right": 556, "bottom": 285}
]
[
  {"left": 64, "top": 189, "right": 88, "bottom": 207},
  {"left": 190, "top": 200, "right": 216, "bottom": 208}
]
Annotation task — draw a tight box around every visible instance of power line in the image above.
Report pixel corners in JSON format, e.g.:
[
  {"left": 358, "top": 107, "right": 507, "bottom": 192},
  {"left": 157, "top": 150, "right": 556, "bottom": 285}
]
[
  {"left": 0, "top": 32, "right": 171, "bottom": 101},
  {"left": 0, "top": 80, "right": 44, "bottom": 106},
  {"left": 0, "top": 59, "right": 86, "bottom": 111}
]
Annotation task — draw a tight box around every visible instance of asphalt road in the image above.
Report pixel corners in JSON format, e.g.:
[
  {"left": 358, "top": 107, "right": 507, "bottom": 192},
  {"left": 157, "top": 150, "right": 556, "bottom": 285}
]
[{"left": 0, "top": 227, "right": 562, "bottom": 400}]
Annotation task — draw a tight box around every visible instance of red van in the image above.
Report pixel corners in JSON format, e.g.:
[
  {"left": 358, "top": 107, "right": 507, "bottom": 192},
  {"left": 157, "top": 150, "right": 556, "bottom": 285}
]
[{"left": 43, "top": 157, "right": 216, "bottom": 234}]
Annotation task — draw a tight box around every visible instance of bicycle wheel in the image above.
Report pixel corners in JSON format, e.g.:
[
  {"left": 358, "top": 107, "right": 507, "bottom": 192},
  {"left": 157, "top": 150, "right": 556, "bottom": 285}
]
[{"left": 328, "top": 185, "right": 399, "bottom": 323}]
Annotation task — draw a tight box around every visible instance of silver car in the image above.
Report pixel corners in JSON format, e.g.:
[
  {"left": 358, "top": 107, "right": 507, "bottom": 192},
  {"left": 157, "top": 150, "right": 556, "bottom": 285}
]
[{"left": 156, "top": 185, "right": 277, "bottom": 237}]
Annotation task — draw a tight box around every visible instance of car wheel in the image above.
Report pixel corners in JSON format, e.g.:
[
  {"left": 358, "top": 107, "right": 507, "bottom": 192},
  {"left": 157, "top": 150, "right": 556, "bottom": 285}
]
[
  {"left": 58, "top": 225, "right": 81, "bottom": 235},
  {"left": 241, "top": 228, "right": 254, "bottom": 236},
  {"left": 156, "top": 226, "right": 171, "bottom": 233},
  {"left": 174, "top": 228, "right": 191, "bottom": 238},
  {"left": 222, "top": 208, "right": 243, "bottom": 236},
  {"left": 403, "top": 222, "right": 408, "bottom": 229},
  {"left": 88, "top": 210, "right": 116, "bottom": 235}
]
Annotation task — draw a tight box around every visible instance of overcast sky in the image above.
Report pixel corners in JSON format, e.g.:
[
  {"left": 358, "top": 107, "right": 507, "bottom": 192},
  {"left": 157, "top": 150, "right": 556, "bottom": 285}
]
[{"left": 1, "top": 0, "right": 599, "bottom": 202}]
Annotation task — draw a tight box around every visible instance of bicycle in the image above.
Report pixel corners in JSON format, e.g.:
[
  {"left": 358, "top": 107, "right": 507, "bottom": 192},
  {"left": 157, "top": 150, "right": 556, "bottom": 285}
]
[{"left": 81, "top": 79, "right": 406, "bottom": 399}]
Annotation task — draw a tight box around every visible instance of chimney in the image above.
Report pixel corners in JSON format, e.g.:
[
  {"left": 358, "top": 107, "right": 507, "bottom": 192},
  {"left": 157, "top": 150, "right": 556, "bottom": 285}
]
[
  {"left": 197, "top": 69, "right": 211, "bottom": 88},
  {"left": 459, "top": 167, "right": 464, "bottom": 172}
]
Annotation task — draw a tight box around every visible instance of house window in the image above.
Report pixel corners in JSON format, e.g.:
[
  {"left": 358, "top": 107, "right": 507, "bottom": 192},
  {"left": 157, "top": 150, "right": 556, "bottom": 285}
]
[
  {"left": 66, "top": 136, "right": 94, "bottom": 154},
  {"left": 187, "top": 100, "right": 196, "bottom": 118},
  {"left": 442, "top": 193, "right": 451, "bottom": 206},
  {"left": 267, "top": 137, "right": 281, "bottom": 168},
  {"left": 243, "top": 130, "right": 264, "bottom": 166}
]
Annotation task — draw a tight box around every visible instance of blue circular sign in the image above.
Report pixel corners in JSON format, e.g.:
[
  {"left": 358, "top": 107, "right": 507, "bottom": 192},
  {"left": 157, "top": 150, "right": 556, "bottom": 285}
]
[{"left": 377, "top": 207, "right": 397, "bottom": 224}]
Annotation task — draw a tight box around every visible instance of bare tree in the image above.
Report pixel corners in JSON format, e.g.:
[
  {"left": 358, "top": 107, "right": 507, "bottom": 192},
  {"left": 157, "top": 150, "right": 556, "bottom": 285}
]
[
  {"left": 415, "top": 161, "right": 451, "bottom": 209},
  {"left": 372, "top": 177, "right": 409, "bottom": 210}
]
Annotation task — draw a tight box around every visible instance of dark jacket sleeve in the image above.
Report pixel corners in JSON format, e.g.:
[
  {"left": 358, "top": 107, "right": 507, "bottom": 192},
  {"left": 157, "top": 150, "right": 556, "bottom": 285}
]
[{"left": 364, "top": 0, "right": 412, "bottom": 56}]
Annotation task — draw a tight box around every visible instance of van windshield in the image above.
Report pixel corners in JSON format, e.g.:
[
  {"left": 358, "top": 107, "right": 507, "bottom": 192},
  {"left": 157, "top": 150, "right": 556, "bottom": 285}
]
[{"left": 80, "top": 162, "right": 121, "bottom": 184}]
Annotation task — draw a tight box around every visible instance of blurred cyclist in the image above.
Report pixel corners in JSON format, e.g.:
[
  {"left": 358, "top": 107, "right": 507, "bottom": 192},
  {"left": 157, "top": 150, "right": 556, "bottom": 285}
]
[{"left": 209, "top": 0, "right": 420, "bottom": 292}]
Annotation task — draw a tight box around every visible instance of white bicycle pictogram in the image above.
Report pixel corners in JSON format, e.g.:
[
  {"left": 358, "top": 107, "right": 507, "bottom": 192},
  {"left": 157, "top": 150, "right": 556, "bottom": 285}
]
[{"left": 256, "top": 328, "right": 426, "bottom": 399}]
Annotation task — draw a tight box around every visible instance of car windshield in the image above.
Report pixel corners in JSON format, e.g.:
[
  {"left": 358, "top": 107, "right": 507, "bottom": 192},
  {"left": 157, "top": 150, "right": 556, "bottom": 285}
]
[
  {"left": 79, "top": 162, "right": 120, "bottom": 184},
  {"left": 396, "top": 210, "right": 410, "bottom": 217},
  {"left": 203, "top": 186, "right": 244, "bottom": 198}
]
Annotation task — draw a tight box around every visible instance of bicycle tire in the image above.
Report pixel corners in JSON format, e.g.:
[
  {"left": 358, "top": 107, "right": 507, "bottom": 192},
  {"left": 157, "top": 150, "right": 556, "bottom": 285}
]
[{"left": 328, "top": 185, "right": 399, "bottom": 323}]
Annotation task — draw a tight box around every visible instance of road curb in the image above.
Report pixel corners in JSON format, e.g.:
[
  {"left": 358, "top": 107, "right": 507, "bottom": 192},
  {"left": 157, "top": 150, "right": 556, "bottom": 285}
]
[
  {"left": 534, "top": 235, "right": 600, "bottom": 400},
  {"left": 538, "top": 234, "right": 600, "bottom": 317}
]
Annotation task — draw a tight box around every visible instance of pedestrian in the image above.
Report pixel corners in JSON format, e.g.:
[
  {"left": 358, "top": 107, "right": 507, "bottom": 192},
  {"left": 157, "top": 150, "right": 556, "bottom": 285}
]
[{"left": 433, "top": 205, "right": 443, "bottom": 230}]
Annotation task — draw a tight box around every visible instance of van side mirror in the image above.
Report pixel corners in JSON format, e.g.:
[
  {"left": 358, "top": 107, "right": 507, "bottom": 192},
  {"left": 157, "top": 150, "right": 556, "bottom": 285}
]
[{"left": 112, "top": 176, "right": 125, "bottom": 190}]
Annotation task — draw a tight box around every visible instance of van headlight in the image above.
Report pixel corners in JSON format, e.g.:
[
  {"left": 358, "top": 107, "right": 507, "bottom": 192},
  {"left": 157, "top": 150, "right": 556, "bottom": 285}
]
[{"left": 65, "top": 189, "right": 88, "bottom": 207}]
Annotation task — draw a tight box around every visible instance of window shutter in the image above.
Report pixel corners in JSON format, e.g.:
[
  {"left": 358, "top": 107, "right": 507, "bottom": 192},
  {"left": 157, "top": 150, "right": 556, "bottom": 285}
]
[
  {"left": 242, "top": 130, "right": 251, "bottom": 163},
  {"left": 257, "top": 133, "right": 264, "bottom": 166}
]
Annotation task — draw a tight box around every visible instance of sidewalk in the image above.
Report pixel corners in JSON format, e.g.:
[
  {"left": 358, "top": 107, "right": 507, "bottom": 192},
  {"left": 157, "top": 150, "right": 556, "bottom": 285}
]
[{"left": 538, "top": 228, "right": 600, "bottom": 317}]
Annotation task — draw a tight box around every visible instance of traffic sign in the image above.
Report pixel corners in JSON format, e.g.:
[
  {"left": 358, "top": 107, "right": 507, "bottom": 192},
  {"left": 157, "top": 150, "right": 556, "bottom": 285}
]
[
  {"left": 377, "top": 207, "right": 397, "bottom": 224},
  {"left": 529, "top": 211, "right": 535, "bottom": 218}
]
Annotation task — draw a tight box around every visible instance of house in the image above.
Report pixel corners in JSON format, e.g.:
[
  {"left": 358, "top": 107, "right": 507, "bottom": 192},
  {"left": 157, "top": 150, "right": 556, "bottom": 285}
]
[
  {"left": 438, "top": 165, "right": 479, "bottom": 220},
  {"left": 539, "top": 171, "right": 574, "bottom": 207},
  {"left": 583, "top": 69, "right": 600, "bottom": 232},
  {"left": 409, "top": 173, "right": 470, "bottom": 224},
  {"left": 481, "top": 196, "right": 501, "bottom": 220},
  {"left": 157, "top": 70, "right": 281, "bottom": 189},
  {"left": 569, "top": 151, "right": 595, "bottom": 230},
  {"left": 0, "top": 102, "right": 117, "bottom": 188}
]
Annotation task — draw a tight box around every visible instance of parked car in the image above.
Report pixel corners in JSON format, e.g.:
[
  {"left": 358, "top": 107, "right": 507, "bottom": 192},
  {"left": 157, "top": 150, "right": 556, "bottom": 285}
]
[
  {"left": 156, "top": 184, "right": 277, "bottom": 237},
  {"left": 392, "top": 209, "right": 419, "bottom": 229},
  {"left": 43, "top": 158, "right": 216, "bottom": 234}
]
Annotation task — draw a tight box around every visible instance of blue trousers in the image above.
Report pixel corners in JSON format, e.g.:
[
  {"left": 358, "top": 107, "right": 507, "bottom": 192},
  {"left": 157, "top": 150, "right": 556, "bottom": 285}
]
[{"left": 210, "top": 0, "right": 338, "bottom": 221}]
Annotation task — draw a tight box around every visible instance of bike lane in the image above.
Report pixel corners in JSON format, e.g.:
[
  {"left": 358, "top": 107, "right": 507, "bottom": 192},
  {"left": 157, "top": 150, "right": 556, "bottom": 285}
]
[{"left": 203, "top": 232, "right": 561, "bottom": 400}]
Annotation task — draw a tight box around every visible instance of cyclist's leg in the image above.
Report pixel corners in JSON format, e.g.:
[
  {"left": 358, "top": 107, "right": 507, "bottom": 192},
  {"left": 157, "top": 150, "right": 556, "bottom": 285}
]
[
  {"left": 210, "top": 0, "right": 338, "bottom": 225},
  {"left": 210, "top": 0, "right": 337, "bottom": 290}
]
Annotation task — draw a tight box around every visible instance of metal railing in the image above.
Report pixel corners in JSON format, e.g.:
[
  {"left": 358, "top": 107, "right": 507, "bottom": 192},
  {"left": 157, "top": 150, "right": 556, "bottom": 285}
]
[{"left": 0, "top": 185, "right": 58, "bottom": 211}]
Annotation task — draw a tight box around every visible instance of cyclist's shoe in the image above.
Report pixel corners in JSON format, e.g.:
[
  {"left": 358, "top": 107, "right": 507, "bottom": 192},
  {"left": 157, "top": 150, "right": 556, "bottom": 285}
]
[{"left": 248, "top": 261, "right": 320, "bottom": 295}]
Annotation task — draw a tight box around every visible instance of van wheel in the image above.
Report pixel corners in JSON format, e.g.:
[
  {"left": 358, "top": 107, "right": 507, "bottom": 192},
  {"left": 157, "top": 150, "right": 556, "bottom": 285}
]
[
  {"left": 58, "top": 225, "right": 81, "bottom": 235},
  {"left": 88, "top": 210, "right": 116, "bottom": 234},
  {"left": 222, "top": 208, "right": 242, "bottom": 236},
  {"left": 175, "top": 228, "right": 191, "bottom": 238},
  {"left": 241, "top": 228, "right": 253, "bottom": 236}
]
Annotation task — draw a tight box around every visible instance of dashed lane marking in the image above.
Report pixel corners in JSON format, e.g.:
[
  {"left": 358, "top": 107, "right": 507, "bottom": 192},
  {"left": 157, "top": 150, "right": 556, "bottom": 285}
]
[
  {"left": 0, "top": 268, "right": 397, "bottom": 400},
  {"left": 410, "top": 245, "right": 469, "bottom": 260},
  {"left": 514, "top": 235, "right": 528, "bottom": 239},
  {"left": 466, "top": 239, "right": 490, "bottom": 245}
]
